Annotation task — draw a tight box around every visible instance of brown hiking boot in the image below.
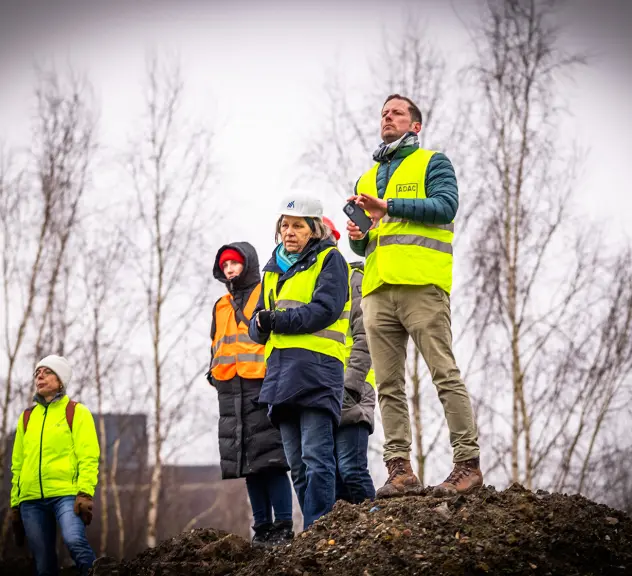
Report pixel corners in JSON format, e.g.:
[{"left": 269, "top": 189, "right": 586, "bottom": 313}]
[
  {"left": 375, "top": 457, "right": 423, "bottom": 499},
  {"left": 433, "top": 457, "right": 483, "bottom": 497}
]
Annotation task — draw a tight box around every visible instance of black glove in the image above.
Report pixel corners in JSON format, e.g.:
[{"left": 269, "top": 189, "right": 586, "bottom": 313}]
[
  {"left": 257, "top": 311, "right": 275, "bottom": 333},
  {"left": 205, "top": 371, "right": 213, "bottom": 385}
]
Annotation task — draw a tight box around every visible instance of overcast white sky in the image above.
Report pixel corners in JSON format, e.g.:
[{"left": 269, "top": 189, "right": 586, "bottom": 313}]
[
  {"left": 1, "top": 0, "right": 630, "bottom": 265},
  {"left": 1, "top": 0, "right": 630, "bottom": 468}
]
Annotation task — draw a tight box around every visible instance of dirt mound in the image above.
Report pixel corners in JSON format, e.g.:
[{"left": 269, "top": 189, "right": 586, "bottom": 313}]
[
  {"left": 237, "top": 484, "right": 631, "bottom": 575},
  {"left": 0, "top": 556, "right": 78, "bottom": 576},
  {"left": 6, "top": 485, "right": 629, "bottom": 576},
  {"left": 91, "top": 528, "right": 256, "bottom": 575}
]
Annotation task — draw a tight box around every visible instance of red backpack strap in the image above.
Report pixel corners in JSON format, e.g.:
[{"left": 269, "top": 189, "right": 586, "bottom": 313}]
[
  {"left": 66, "top": 400, "right": 78, "bottom": 432},
  {"left": 22, "top": 407, "right": 34, "bottom": 433}
]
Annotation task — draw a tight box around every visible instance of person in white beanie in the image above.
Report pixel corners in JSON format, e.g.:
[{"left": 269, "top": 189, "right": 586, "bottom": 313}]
[{"left": 10, "top": 355, "right": 100, "bottom": 576}]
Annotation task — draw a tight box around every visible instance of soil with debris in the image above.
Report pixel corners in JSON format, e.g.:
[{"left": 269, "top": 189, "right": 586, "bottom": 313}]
[
  {"left": 236, "top": 485, "right": 632, "bottom": 576},
  {"left": 3, "top": 484, "right": 630, "bottom": 576},
  {"left": 0, "top": 557, "right": 78, "bottom": 575},
  {"left": 90, "top": 529, "right": 258, "bottom": 575}
]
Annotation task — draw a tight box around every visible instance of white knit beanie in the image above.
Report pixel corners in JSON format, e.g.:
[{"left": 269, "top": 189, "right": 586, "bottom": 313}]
[{"left": 36, "top": 355, "right": 72, "bottom": 389}]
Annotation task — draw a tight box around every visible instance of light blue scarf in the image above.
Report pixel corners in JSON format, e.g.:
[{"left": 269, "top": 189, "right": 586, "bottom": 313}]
[{"left": 275, "top": 244, "right": 301, "bottom": 273}]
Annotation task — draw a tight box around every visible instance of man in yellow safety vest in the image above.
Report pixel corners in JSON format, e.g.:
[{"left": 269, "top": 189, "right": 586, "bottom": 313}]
[{"left": 346, "top": 94, "right": 482, "bottom": 498}]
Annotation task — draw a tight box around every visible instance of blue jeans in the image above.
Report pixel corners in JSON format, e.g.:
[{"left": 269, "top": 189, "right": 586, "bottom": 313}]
[
  {"left": 20, "top": 496, "right": 96, "bottom": 576},
  {"left": 279, "top": 408, "right": 336, "bottom": 530},
  {"left": 335, "top": 423, "right": 376, "bottom": 504},
  {"left": 245, "top": 471, "right": 293, "bottom": 527}
]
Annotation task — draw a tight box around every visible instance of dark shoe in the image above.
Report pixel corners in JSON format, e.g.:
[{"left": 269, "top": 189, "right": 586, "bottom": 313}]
[
  {"left": 375, "top": 458, "right": 423, "bottom": 499},
  {"left": 433, "top": 457, "right": 483, "bottom": 496},
  {"left": 269, "top": 520, "right": 294, "bottom": 545},
  {"left": 251, "top": 523, "right": 274, "bottom": 548}
]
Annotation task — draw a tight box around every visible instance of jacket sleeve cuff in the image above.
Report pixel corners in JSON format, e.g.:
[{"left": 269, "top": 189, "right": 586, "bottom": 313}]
[
  {"left": 349, "top": 235, "right": 369, "bottom": 257},
  {"left": 344, "top": 371, "right": 367, "bottom": 395},
  {"left": 387, "top": 198, "right": 413, "bottom": 219},
  {"left": 77, "top": 485, "right": 96, "bottom": 498}
]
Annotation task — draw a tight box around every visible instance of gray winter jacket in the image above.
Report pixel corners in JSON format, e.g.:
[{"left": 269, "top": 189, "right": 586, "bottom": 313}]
[{"left": 340, "top": 262, "right": 376, "bottom": 432}]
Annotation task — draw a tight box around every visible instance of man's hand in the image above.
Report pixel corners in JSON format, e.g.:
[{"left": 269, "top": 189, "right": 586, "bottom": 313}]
[
  {"left": 74, "top": 492, "right": 93, "bottom": 526},
  {"left": 356, "top": 194, "right": 388, "bottom": 220},
  {"left": 346, "top": 195, "right": 386, "bottom": 240},
  {"left": 346, "top": 220, "right": 366, "bottom": 241},
  {"left": 11, "top": 507, "right": 25, "bottom": 547}
]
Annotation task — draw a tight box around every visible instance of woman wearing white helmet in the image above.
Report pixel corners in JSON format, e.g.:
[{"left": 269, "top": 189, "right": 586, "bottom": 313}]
[{"left": 249, "top": 193, "right": 350, "bottom": 530}]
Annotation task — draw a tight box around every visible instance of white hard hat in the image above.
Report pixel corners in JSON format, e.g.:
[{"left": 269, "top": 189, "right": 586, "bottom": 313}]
[{"left": 278, "top": 193, "right": 323, "bottom": 218}]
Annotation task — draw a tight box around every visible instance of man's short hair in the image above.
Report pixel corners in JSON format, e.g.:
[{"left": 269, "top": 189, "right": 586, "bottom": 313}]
[{"left": 383, "top": 94, "right": 422, "bottom": 125}]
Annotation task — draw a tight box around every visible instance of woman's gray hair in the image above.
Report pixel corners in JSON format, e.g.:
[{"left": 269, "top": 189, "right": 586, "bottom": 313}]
[{"left": 275, "top": 216, "right": 330, "bottom": 245}]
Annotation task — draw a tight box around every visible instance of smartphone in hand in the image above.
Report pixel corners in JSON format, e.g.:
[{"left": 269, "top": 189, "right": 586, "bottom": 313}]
[{"left": 343, "top": 200, "right": 373, "bottom": 234}]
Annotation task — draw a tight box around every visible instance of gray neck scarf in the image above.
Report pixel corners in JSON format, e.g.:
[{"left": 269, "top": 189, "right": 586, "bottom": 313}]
[{"left": 372, "top": 131, "right": 419, "bottom": 162}]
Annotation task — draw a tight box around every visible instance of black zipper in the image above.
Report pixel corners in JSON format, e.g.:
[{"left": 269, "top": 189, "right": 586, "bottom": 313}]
[
  {"left": 385, "top": 160, "right": 391, "bottom": 196},
  {"left": 38, "top": 406, "right": 48, "bottom": 499}
]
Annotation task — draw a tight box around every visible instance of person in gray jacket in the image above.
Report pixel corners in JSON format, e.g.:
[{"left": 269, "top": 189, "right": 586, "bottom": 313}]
[{"left": 323, "top": 217, "right": 376, "bottom": 503}]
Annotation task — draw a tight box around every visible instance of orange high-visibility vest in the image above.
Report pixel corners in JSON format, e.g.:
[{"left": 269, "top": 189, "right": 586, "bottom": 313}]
[{"left": 210, "top": 284, "right": 266, "bottom": 381}]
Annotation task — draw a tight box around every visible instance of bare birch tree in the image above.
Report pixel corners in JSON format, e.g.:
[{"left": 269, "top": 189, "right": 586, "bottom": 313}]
[
  {"left": 0, "top": 65, "right": 95, "bottom": 494},
  {"left": 127, "top": 54, "right": 218, "bottom": 548},
  {"left": 76, "top": 220, "right": 139, "bottom": 556},
  {"left": 465, "top": 0, "right": 632, "bottom": 492}
]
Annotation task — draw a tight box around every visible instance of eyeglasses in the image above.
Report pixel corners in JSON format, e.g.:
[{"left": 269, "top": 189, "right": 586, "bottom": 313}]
[{"left": 33, "top": 368, "right": 55, "bottom": 379}]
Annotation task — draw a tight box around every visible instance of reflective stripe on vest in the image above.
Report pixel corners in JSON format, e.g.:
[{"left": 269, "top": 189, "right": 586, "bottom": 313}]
[
  {"left": 344, "top": 267, "right": 376, "bottom": 389},
  {"left": 211, "top": 284, "right": 266, "bottom": 380},
  {"left": 357, "top": 148, "right": 454, "bottom": 297},
  {"left": 263, "top": 246, "right": 350, "bottom": 363},
  {"left": 382, "top": 215, "right": 455, "bottom": 232}
]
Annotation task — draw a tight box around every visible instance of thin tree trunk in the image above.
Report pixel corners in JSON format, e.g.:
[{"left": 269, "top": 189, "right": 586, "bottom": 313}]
[
  {"left": 146, "top": 192, "right": 164, "bottom": 548},
  {"left": 502, "top": 142, "right": 520, "bottom": 485},
  {"left": 98, "top": 413, "right": 108, "bottom": 556},
  {"left": 410, "top": 348, "right": 424, "bottom": 484},
  {"left": 94, "top": 315, "right": 109, "bottom": 557},
  {"left": 109, "top": 437, "right": 125, "bottom": 558},
  {"left": 146, "top": 448, "right": 162, "bottom": 548}
]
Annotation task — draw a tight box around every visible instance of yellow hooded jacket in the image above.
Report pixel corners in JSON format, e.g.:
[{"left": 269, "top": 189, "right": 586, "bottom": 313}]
[{"left": 11, "top": 394, "right": 100, "bottom": 507}]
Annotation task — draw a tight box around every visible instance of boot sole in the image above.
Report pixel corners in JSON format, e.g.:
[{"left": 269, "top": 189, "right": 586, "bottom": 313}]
[
  {"left": 432, "top": 483, "right": 483, "bottom": 498},
  {"left": 376, "top": 484, "right": 424, "bottom": 499}
]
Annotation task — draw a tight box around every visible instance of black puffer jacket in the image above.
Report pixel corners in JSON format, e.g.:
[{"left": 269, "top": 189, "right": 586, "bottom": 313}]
[{"left": 209, "top": 242, "right": 289, "bottom": 479}]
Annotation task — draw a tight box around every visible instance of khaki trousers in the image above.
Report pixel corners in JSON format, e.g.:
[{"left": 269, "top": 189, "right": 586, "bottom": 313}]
[{"left": 361, "top": 284, "right": 479, "bottom": 463}]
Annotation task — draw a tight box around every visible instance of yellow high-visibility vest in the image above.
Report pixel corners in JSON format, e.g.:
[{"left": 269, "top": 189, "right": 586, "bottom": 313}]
[
  {"left": 263, "top": 247, "right": 350, "bottom": 363},
  {"left": 356, "top": 148, "right": 454, "bottom": 296}
]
